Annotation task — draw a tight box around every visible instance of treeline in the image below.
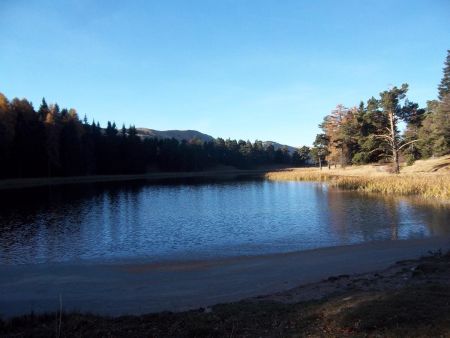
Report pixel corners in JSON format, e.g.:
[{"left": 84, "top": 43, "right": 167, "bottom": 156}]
[
  {"left": 0, "top": 95, "right": 311, "bottom": 179},
  {"left": 311, "top": 50, "right": 450, "bottom": 172}
]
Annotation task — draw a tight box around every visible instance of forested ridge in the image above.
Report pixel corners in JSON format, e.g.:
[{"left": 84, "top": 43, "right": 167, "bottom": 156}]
[
  {"left": 311, "top": 50, "right": 450, "bottom": 172},
  {"left": 1, "top": 51, "right": 449, "bottom": 179},
  {"left": 0, "top": 95, "right": 309, "bottom": 179}
]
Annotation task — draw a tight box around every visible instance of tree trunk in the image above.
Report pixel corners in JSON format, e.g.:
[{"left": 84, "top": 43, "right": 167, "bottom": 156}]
[{"left": 388, "top": 110, "right": 400, "bottom": 174}]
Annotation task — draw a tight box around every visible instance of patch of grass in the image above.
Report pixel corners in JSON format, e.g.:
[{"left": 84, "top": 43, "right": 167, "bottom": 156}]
[
  {"left": 0, "top": 302, "right": 313, "bottom": 338},
  {"left": 265, "top": 166, "right": 450, "bottom": 200},
  {"left": 2, "top": 285, "right": 449, "bottom": 337},
  {"left": 2, "top": 227, "right": 449, "bottom": 337},
  {"left": 336, "top": 284, "right": 450, "bottom": 336},
  {"left": 401, "top": 155, "right": 450, "bottom": 173}
]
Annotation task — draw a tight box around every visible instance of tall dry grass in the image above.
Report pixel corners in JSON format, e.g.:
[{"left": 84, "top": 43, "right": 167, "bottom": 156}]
[{"left": 265, "top": 170, "right": 450, "bottom": 200}]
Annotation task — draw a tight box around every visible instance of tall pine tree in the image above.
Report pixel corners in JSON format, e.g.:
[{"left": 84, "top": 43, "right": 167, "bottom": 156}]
[{"left": 438, "top": 50, "right": 450, "bottom": 101}]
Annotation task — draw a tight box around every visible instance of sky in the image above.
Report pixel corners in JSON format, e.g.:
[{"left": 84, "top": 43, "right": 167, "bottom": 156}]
[{"left": 1, "top": 0, "right": 449, "bottom": 147}]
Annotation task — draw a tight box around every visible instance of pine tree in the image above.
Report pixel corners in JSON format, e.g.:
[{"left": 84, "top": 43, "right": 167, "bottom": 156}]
[
  {"left": 378, "top": 84, "right": 422, "bottom": 173},
  {"left": 37, "top": 98, "right": 50, "bottom": 122},
  {"left": 418, "top": 94, "right": 450, "bottom": 157},
  {"left": 438, "top": 50, "right": 450, "bottom": 101},
  {"left": 311, "top": 134, "right": 329, "bottom": 170}
]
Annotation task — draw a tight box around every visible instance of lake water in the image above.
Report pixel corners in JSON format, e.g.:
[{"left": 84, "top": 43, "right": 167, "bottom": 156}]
[{"left": 0, "top": 178, "right": 448, "bottom": 265}]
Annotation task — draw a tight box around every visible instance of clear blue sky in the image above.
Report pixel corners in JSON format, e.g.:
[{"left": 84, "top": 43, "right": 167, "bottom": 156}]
[{"left": 1, "top": 0, "right": 449, "bottom": 146}]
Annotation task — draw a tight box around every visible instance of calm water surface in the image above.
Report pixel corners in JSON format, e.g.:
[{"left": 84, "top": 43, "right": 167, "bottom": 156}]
[{"left": 0, "top": 178, "right": 448, "bottom": 264}]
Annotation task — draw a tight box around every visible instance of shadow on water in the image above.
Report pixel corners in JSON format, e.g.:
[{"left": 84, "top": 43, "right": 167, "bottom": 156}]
[{"left": 0, "top": 177, "right": 448, "bottom": 264}]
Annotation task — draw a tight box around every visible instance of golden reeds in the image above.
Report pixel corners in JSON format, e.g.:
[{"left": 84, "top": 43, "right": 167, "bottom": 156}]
[{"left": 265, "top": 170, "right": 450, "bottom": 200}]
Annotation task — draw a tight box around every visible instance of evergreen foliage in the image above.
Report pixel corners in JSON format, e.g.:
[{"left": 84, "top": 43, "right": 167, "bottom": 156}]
[
  {"left": 312, "top": 51, "right": 450, "bottom": 170},
  {"left": 438, "top": 50, "right": 450, "bottom": 100},
  {"left": 0, "top": 94, "right": 308, "bottom": 179}
]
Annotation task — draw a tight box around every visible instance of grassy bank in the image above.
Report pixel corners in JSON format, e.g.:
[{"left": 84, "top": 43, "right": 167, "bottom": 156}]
[
  {"left": 265, "top": 156, "right": 450, "bottom": 201},
  {"left": 2, "top": 252, "right": 449, "bottom": 337}
]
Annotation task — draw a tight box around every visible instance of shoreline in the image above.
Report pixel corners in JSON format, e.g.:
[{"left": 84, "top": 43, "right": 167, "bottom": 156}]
[
  {"left": 1, "top": 160, "right": 448, "bottom": 203},
  {"left": 1, "top": 236, "right": 448, "bottom": 318},
  {"left": 3, "top": 250, "right": 450, "bottom": 337},
  {"left": 4, "top": 258, "right": 450, "bottom": 338},
  {"left": 0, "top": 169, "right": 271, "bottom": 190}
]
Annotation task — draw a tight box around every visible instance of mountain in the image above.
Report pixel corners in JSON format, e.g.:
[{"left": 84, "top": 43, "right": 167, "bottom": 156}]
[
  {"left": 136, "top": 128, "right": 215, "bottom": 143},
  {"left": 262, "top": 141, "right": 297, "bottom": 154},
  {"left": 135, "top": 128, "right": 297, "bottom": 153}
]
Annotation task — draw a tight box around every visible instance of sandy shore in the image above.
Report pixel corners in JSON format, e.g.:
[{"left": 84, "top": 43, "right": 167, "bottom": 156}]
[{"left": 0, "top": 237, "right": 448, "bottom": 318}]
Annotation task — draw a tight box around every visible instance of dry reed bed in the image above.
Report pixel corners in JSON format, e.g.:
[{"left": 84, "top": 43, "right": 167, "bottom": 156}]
[{"left": 265, "top": 170, "right": 450, "bottom": 200}]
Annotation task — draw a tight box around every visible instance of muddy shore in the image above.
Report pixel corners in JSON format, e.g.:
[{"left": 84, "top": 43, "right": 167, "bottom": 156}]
[{"left": 1, "top": 237, "right": 448, "bottom": 319}]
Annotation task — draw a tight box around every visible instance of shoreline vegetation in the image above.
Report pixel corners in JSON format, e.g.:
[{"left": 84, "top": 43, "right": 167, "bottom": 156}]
[{"left": 266, "top": 156, "right": 450, "bottom": 201}]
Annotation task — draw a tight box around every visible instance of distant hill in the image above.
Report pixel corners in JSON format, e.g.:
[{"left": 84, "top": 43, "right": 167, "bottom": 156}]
[
  {"left": 136, "top": 128, "right": 215, "bottom": 143},
  {"left": 262, "top": 141, "right": 297, "bottom": 154},
  {"left": 135, "top": 128, "right": 297, "bottom": 153}
]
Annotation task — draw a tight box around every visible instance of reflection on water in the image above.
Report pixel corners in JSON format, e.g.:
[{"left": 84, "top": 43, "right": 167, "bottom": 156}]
[{"left": 0, "top": 178, "right": 448, "bottom": 264}]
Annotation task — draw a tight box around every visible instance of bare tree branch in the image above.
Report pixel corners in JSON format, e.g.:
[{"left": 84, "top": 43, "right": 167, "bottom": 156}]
[
  {"left": 398, "top": 139, "right": 419, "bottom": 151},
  {"left": 368, "top": 147, "right": 388, "bottom": 154},
  {"left": 373, "top": 134, "right": 392, "bottom": 141}
]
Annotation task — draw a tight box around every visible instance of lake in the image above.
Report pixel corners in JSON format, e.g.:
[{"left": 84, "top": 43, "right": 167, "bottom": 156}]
[{"left": 0, "top": 177, "right": 448, "bottom": 265}]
